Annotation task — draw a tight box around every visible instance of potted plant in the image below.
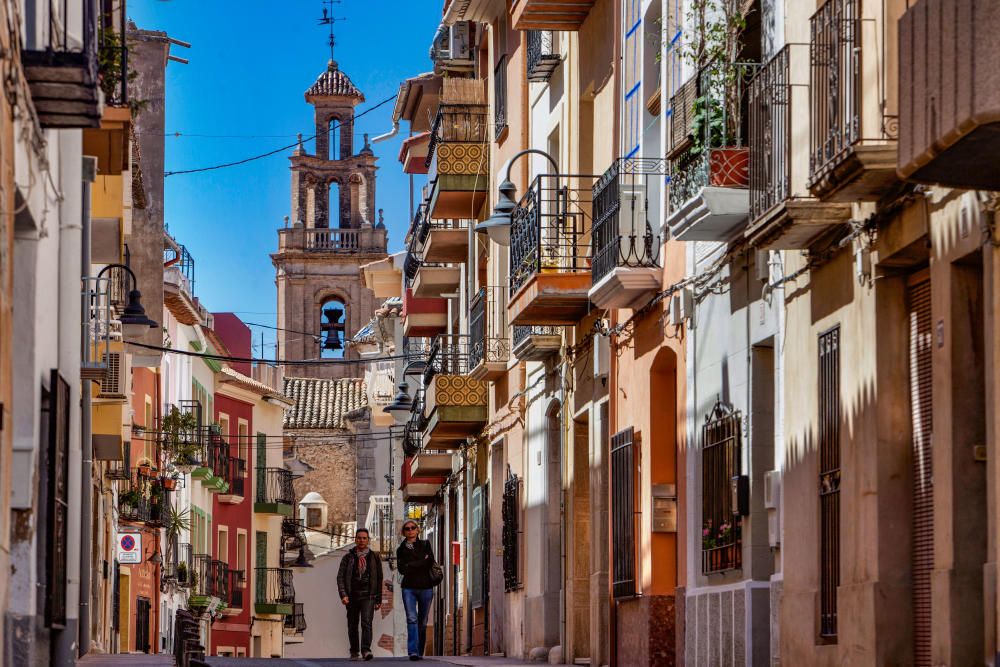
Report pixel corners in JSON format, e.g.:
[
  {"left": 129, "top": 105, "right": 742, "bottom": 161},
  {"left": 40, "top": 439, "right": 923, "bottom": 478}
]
[
  {"left": 176, "top": 561, "right": 188, "bottom": 585},
  {"left": 161, "top": 406, "right": 201, "bottom": 473},
  {"left": 137, "top": 462, "right": 153, "bottom": 478},
  {"left": 161, "top": 476, "right": 177, "bottom": 491},
  {"left": 119, "top": 488, "right": 141, "bottom": 515}
]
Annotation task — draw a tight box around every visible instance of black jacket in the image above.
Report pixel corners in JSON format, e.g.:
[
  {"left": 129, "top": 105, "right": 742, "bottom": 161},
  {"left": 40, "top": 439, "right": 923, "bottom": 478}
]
[
  {"left": 396, "top": 539, "right": 436, "bottom": 590},
  {"left": 337, "top": 548, "right": 383, "bottom": 601}
]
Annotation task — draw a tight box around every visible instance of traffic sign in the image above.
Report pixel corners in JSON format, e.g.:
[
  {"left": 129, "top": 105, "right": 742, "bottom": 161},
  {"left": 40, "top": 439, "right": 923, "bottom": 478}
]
[{"left": 117, "top": 531, "right": 142, "bottom": 564}]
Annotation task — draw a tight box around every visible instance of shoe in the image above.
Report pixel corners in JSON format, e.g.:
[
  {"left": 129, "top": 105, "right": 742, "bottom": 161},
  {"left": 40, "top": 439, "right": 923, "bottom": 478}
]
[
  {"left": 363, "top": 652, "right": 374, "bottom": 661},
  {"left": 350, "top": 654, "right": 361, "bottom": 661},
  {"left": 409, "top": 655, "right": 419, "bottom": 661}
]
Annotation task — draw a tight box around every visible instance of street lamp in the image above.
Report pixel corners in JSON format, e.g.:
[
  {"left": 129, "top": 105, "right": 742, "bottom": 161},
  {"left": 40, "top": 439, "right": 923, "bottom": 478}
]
[
  {"left": 97, "top": 263, "right": 158, "bottom": 340},
  {"left": 383, "top": 381, "right": 413, "bottom": 425},
  {"left": 475, "top": 148, "right": 559, "bottom": 247}
]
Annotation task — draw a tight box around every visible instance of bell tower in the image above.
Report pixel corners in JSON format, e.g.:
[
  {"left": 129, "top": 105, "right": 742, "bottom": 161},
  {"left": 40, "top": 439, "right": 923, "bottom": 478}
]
[{"left": 272, "top": 60, "right": 388, "bottom": 379}]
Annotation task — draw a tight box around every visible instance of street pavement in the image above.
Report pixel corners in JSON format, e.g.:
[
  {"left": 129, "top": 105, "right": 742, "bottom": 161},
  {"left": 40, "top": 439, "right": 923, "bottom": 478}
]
[{"left": 76, "top": 655, "right": 536, "bottom": 666}]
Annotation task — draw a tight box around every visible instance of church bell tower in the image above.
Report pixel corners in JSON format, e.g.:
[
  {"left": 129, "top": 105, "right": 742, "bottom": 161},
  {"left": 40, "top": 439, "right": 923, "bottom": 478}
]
[{"left": 272, "top": 59, "right": 388, "bottom": 379}]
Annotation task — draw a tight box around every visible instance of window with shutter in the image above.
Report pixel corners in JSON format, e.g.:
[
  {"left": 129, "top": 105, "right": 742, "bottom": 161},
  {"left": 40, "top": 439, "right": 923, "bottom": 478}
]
[
  {"left": 611, "top": 427, "right": 637, "bottom": 598},
  {"left": 819, "top": 327, "right": 841, "bottom": 639}
]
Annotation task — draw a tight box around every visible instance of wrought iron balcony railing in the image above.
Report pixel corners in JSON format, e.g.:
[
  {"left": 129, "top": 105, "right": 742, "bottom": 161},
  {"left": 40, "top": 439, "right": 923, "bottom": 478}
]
[
  {"left": 426, "top": 333, "right": 471, "bottom": 377},
  {"left": 469, "top": 287, "right": 510, "bottom": 370},
  {"left": 191, "top": 554, "right": 228, "bottom": 600},
  {"left": 255, "top": 567, "right": 295, "bottom": 606},
  {"left": 256, "top": 467, "right": 295, "bottom": 506},
  {"left": 494, "top": 57, "right": 508, "bottom": 140},
  {"left": 749, "top": 46, "right": 794, "bottom": 221},
  {"left": 425, "top": 104, "right": 490, "bottom": 168},
  {"left": 284, "top": 602, "right": 307, "bottom": 635},
  {"left": 527, "top": 31, "right": 560, "bottom": 82},
  {"left": 227, "top": 569, "right": 245, "bottom": 608},
  {"left": 164, "top": 243, "right": 195, "bottom": 296},
  {"left": 509, "top": 174, "right": 594, "bottom": 296},
  {"left": 591, "top": 158, "right": 664, "bottom": 284},
  {"left": 809, "top": 0, "right": 860, "bottom": 180},
  {"left": 118, "top": 473, "right": 169, "bottom": 527},
  {"left": 512, "top": 325, "right": 561, "bottom": 350},
  {"left": 668, "top": 61, "right": 759, "bottom": 213},
  {"left": 206, "top": 429, "right": 231, "bottom": 482},
  {"left": 165, "top": 542, "right": 193, "bottom": 587},
  {"left": 228, "top": 457, "right": 247, "bottom": 497}
]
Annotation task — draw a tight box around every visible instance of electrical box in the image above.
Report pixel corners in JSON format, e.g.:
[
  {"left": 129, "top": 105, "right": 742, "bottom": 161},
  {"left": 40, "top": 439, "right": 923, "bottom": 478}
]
[
  {"left": 593, "top": 333, "right": 610, "bottom": 381},
  {"left": 651, "top": 484, "right": 677, "bottom": 533},
  {"left": 764, "top": 470, "right": 781, "bottom": 547},
  {"left": 755, "top": 249, "right": 770, "bottom": 282},
  {"left": 730, "top": 474, "right": 749, "bottom": 517}
]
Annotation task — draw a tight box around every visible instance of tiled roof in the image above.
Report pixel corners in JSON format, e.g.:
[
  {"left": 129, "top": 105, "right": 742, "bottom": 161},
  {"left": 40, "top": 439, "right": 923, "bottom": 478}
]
[
  {"left": 217, "top": 366, "right": 295, "bottom": 405},
  {"left": 306, "top": 61, "right": 365, "bottom": 100},
  {"left": 283, "top": 377, "right": 368, "bottom": 429}
]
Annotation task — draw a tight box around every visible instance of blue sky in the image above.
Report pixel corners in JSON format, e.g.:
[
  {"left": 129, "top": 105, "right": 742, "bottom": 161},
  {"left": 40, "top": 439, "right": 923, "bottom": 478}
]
[{"left": 129, "top": 0, "right": 440, "bottom": 356}]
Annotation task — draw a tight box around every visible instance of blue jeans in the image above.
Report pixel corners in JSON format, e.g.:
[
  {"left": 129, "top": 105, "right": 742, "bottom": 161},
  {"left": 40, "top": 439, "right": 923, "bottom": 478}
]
[{"left": 402, "top": 587, "right": 434, "bottom": 656}]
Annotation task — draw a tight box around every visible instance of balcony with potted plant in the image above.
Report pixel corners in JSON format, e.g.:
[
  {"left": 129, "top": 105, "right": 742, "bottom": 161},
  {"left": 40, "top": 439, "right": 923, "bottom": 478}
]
[{"left": 421, "top": 334, "right": 487, "bottom": 449}]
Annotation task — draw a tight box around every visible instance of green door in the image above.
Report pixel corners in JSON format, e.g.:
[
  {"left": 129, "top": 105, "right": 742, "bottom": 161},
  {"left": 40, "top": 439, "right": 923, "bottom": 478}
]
[
  {"left": 254, "top": 531, "right": 267, "bottom": 606},
  {"left": 255, "top": 433, "right": 266, "bottom": 502}
]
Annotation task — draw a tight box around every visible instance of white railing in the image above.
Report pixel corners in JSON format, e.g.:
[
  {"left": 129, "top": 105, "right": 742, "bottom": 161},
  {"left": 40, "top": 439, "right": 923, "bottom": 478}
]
[
  {"left": 81, "top": 276, "right": 112, "bottom": 377},
  {"left": 364, "top": 495, "right": 393, "bottom": 557},
  {"left": 365, "top": 360, "right": 395, "bottom": 408}
]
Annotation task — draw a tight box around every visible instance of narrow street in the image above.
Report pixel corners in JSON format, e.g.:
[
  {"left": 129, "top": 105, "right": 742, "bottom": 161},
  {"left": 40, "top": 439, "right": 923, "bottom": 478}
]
[{"left": 78, "top": 656, "right": 532, "bottom": 666}]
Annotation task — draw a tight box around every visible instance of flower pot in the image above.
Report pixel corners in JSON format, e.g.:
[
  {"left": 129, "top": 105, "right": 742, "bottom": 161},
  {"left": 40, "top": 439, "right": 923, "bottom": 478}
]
[
  {"left": 161, "top": 478, "right": 177, "bottom": 491},
  {"left": 174, "top": 463, "right": 196, "bottom": 474},
  {"left": 708, "top": 147, "right": 750, "bottom": 188}
]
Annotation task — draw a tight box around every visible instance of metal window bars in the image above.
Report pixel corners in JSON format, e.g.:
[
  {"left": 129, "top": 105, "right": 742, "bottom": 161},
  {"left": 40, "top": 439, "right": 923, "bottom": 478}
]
[
  {"left": 255, "top": 567, "right": 295, "bottom": 605},
  {"left": 509, "top": 174, "right": 595, "bottom": 296},
  {"left": 502, "top": 470, "right": 521, "bottom": 591},
  {"left": 818, "top": 327, "right": 841, "bottom": 638},
  {"left": 426, "top": 103, "right": 491, "bottom": 169},
  {"left": 701, "top": 401, "right": 742, "bottom": 575},
  {"left": 284, "top": 602, "right": 307, "bottom": 635},
  {"left": 24, "top": 0, "right": 97, "bottom": 61},
  {"left": 494, "top": 56, "right": 508, "bottom": 140},
  {"left": 591, "top": 158, "right": 664, "bottom": 285},
  {"left": 667, "top": 61, "right": 760, "bottom": 213},
  {"left": 469, "top": 287, "right": 510, "bottom": 371},
  {"left": 227, "top": 569, "right": 245, "bottom": 609},
  {"left": 809, "top": 0, "right": 860, "bottom": 179},
  {"left": 426, "top": 333, "right": 471, "bottom": 378},
  {"left": 611, "top": 428, "right": 637, "bottom": 598},
  {"left": 256, "top": 467, "right": 295, "bottom": 506}
]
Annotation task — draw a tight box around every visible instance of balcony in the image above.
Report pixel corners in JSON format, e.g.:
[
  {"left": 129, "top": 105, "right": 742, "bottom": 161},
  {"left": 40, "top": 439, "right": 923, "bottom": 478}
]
[
  {"left": 402, "top": 288, "right": 448, "bottom": 338},
  {"left": 469, "top": 287, "right": 510, "bottom": 381},
  {"left": 666, "top": 62, "right": 759, "bottom": 243},
  {"left": 508, "top": 175, "right": 593, "bottom": 326},
  {"left": 21, "top": 0, "right": 100, "bottom": 128},
  {"left": 898, "top": 0, "right": 1000, "bottom": 189},
  {"left": 160, "top": 402, "right": 207, "bottom": 472},
  {"left": 190, "top": 554, "right": 228, "bottom": 608},
  {"left": 163, "top": 242, "right": 201, "bottom": 326},
  {"left": 218, "top": 457, "right": 246, "bottom": 505},
  {"left": 225, "top": 570, "right": 245, "bottom": 612},
  {"left": 276, "top": 226, "right": 388, "bottom": 255},
  {"left": 255, "top": 567, "right": 295, "bottom": 616},
  {"left": 426, "top": 102, "right": 490, "bottom": 220},
  {"left": 117, "top": 473, "right": 169, "bottom": 527},
  {"left": 806, "top": 0, "right": 898, "bottom": 201},
  {"left": 284, "top": 603, "right": 307, "bottom": 636},
  {"left": 401, "top": 455, "right": 448, "bottom": 504},
  {"left": 255, "top": 467, "right": 295, "bottom": 516},
  {"left": 97, "top": 7, "right": 128, "bottom": 108},
  {"left": 423, "top": 335, "right": 488, "bottom": 449},
  {"left": 527, "top": 31, "right": 560, "bottom": 82},
  {"left": 164, "top": 542, "right": 193, "bottom": 587},
  {"left": 512, "top": 325, "right": 562, "bottom": 361},
  {"left": 511, "top": 0, "right": 597, "bottom": 31},
  {"left": 590, "top": 158, "right": 663, "bottom": 309},
  {"left": 422, "top": 219, "right": 470, "bottom": 264},
  {"left": 744, "top": 46, "right": 852, "bottom": 249},
  {"left": 81, "top": 275, "right": 115, "bottom": 382},
  {"left": 192, "top": 428, "right": 231, "bottom": 493}
]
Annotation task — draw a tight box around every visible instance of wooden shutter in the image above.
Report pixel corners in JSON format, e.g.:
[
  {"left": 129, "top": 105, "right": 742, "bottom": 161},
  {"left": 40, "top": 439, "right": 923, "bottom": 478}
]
[{"left": 908, "top": 274, "right": 933, "bottom": 666}]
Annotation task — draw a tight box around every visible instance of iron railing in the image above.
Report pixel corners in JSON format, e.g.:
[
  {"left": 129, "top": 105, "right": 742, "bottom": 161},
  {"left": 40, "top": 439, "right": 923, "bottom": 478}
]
[
  {"left": 160, "top": 404, "right": 208, "bottom": 470},
  {"left": 818, "top": 327, "right": 841, "bottom": 637},
  {"left": 668, "top": 61, "right": 759, "bottom": 212},
  {"left": 511, "top": 324, "right": 561, "bottom": 351},
  {"left": 118, "top": 473, "right": 169, "bottom": 527},
  {"left": 165, "top": 542, "right": 193, "bottom": 586},
  {"left": 591, "top": 158, "right": 664, "bottom": 284},
  {"left": 191, "top": 554, "right": 227, "bottom": 600},
  {"left": 469, "top": 287, "right": 509, "bottom": 371},
  {"left": 426, "top": 333, "right": 471, "bottom": 377},
  {"left": 228, "top": 457, "right": 246, "bottom": 497},
  {"left": 426, "top": 104, "right": 490, "bottom": 168},
  {"left": 284, "top": 602, "right": 307, "bottom": 635},
  {"left": 509, "top": 174, "right": 594, "bottom": 295},
  {"left": 494, "top": 56, "right": 508, "bottom": 140},
  {"left": 81, "top": 276, "right": 113, "bottom": 378},
  {"left": 256, "top": 467, "right": 295, "bottom": 506},
  {"left": 749, "top": 45, "right": 796, "bottom": 221},
  {"left": 105, "top": 441, "right": 131, "bottom": 480},
  {"left": 364, "top": 495, "right": 394, "bottom": 558},
  {"left": 526, "top": 31, "right": 559, "bottom": 82},
  {"left": 611, "top": 428, "right": 637, "bottom": 598},
  {"left": 206, "top": 428, "right": 230, "bottom": 483},
  {"left": 255, "top": 567, "right": 295, "bottom": 606},
  {"left": 164, "top": 243, "right": 195, "bottom": 296},
  {"left": 227, "top": 569, "right": 245, "bottom": 608},
  {"left": 809, "top": 0, "right": 860, "bottom": 180},
  {"left": 23, "top": 0, "right": 97, "bottom": 65},
  {"left": 402, "top": 390, "right": 427, "bottom": 457},
  {"left": 701, "top": 402, "right": 742, "bottom": 575},
  {"left": 502, "top": 471, "right": 521, "bottom": 591}
]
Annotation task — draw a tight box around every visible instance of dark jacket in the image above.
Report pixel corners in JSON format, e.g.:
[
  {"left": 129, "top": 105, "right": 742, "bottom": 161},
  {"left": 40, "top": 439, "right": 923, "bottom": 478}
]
[
  {"left": 396, "top": 539, "right": 436, "bottom": 590},
  {"left": 337, "top": 548, "right": 383, "bottom": 601}
]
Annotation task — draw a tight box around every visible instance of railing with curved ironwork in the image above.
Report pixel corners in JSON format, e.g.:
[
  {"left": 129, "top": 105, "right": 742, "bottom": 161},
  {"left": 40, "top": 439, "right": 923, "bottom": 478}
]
[
  {"left": 426, "top": 333, "right": 471, "bottom": 377},
  {"left": 527, "top": 31, "right": 560, "bottom": 82},
  {"left": 591, "top": 158, "right": 663, "bottom": 284},
  {"left": 256, "top": 467, "right": 295, "bottom": 506},
  {"left": 284, "top": 602, "right": 307, "bottom": 635},
  {"left": 469, "top": 287, "right": 509, "bottom": 371},
  {"left": 509, "top": 174, "right": 594, "bottom": 296},
  {"left": 255, "top": 567, "right": 295, "bottom": 606}
]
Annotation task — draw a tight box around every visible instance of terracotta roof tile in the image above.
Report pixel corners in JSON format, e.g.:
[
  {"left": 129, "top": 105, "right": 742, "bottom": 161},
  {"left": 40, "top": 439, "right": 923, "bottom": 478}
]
[
  {"left": 306, "top": 61, "right": 365, "bottom": 100},
  {"left": 283, "top": 376, "right": 368, "bottom": 429}
]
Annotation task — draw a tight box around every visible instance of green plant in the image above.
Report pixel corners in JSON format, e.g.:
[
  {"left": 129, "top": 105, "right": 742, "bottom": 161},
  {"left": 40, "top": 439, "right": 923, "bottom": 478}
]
[
  {"left": 176, "top": 561, "right": 188, "bottom": 583},
  {"left": 119, "top": 488, "right": 141, "bottom": 508},
  {"left": 164, "top": 506, "right": 191, "bottom": 543},
  {"left": 161, "top": 407, "right": 201, "bottom": 466}
]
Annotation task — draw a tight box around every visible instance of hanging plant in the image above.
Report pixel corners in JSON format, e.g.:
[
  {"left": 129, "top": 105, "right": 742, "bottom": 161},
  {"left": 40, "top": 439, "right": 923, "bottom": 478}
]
[{"left": 161, "top": 406, "right": 202, "bottom": 471}]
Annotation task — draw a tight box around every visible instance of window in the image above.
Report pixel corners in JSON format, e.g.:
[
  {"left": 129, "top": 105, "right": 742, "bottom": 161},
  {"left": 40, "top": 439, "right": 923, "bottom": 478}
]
[
  {"left": 237, "top": 532, "right": 247, "bottom": 587},
  {"left": 307, "top": 508, "right": 322, "bottom": 529},
  {"left": 238, "top": 420, "right": 249, "bottom": 464},
  {"left": 218, "top": 527, "right": 229, "bottom": 563},
  {"left": 611, "top": 427, "right": 637, "bottom": 598},
  {"left": 623, "top": 0, "right": 642, "bottom": 157},
  {"left": 701, "top": 401, "right": 742, "bottom": 574},
  {"left": 44, "top": 371, "right": 70, "bottom": 627},
  {"left": 818, "top": 327, "right": 841, "bottom": 639},
  {"left": 494, "top": 55, "right": 508, "bottom": 141},
  {"left": 320, "top": 298, "right": 346, "bottom": 358},
  {"left": 502, "top": 470, "right": 521, "bottom": 591},
  {"left": 219, "top": 413, "right": 230, "bottom": 440}
]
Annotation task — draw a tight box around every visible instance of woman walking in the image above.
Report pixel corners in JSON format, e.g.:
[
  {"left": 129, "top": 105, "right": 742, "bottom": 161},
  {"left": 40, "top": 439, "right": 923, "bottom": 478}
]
[{"left": 396, "top": 520, "right": 437, "bottom": 660}]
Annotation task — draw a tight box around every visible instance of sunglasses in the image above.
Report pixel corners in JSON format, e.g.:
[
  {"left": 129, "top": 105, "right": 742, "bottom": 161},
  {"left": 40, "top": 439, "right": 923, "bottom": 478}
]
[{"left": 403, "top": 525, "right": 418, "bottom": 531}]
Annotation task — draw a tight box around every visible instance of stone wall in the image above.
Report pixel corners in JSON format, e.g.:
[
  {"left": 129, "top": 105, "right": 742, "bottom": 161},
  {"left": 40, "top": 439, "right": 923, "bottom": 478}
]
[{"left": 288, "top": 431, "right": 357, "bottom": 526}]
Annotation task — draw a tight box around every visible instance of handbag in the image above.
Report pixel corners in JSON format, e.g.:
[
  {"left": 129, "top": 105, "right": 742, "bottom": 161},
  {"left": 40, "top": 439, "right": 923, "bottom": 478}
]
[{"left": 426, "top": 541, "right": 444, "bottom": 586}]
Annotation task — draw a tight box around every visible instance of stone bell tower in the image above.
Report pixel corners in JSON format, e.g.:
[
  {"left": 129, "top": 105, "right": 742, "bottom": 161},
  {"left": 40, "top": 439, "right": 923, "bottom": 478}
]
[{"left": 272, "top": 60, "right": 388, "bottom": 380}]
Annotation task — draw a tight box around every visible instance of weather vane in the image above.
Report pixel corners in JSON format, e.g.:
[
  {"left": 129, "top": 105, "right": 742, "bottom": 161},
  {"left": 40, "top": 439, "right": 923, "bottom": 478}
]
[{"left": 318, "top": 0, "right": 346, "bottom": 64}]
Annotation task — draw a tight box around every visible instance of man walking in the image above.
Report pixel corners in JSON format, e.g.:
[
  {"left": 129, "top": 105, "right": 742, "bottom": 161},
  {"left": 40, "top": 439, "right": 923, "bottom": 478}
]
[{"left": 337, "top": 528, "right": 383, "bottom": 660}]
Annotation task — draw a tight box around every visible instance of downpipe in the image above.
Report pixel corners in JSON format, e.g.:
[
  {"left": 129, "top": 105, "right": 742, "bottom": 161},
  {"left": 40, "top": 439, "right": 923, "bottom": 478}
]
[{"left": 78, "top": 157, "right": 96, "bottom": 657}]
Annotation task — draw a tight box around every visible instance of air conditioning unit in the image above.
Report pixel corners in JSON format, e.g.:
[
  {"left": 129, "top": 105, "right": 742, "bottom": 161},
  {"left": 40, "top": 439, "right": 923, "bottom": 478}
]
[
  {"left": 593, "top": 333, "right": 609, "bottom": 381},
  {"left": 764, "top": 469, "right": 781, "bottom": 547},
  {"left": 97, "top": 351, "right": 128, "bottom": 400},
  {"left": 755, "top": 249, "right": 770, "bottom": 283},
  {"left": 432, "top": 22, "right": 475, "bottom": 67},
  {"left": 619, "top": 185, "right": 649, "bottom": 238},
  {"left": 668, "top": 287, "right": 693, "bottom": 327}
]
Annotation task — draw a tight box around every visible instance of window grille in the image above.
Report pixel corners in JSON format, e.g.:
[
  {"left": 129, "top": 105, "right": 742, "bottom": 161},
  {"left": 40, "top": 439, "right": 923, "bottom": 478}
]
[
  {"left": 818, "top": 327, "right": 841, "bottom": 638},
  {"left": 611, "top": 427, "right": 637, "bottom": 598},
  {"left": 701, "top": 401, "right": 742, "bottom": 574},
  {"left": 494, "top": 55, "right": 508, "bottom": 140},
  {"left": 502, "top": 470, "right": 521, "bottom": 591},
  {"left": 46, "top": 371, "right": 71, "bottom": 627}
]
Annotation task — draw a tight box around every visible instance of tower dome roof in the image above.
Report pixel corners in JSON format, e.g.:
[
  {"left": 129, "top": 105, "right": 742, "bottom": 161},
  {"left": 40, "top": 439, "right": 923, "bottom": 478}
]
[{"left": 306, "top": 61, "right": 365, "bottom": 101}]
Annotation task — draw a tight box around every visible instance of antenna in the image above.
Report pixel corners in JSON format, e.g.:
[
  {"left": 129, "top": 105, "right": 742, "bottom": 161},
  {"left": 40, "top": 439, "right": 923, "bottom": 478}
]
[{"left": 317, "top": 0, "right": 347, "bottom": 64}]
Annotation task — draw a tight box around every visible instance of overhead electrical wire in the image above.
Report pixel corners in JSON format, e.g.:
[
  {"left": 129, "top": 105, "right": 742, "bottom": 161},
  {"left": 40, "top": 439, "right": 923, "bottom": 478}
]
[
  {"left": 163, "top": 93, "right": 396, "bottom": 177},
  {"left": 126, "top": 341, "right": 404, "bottom": 366}
]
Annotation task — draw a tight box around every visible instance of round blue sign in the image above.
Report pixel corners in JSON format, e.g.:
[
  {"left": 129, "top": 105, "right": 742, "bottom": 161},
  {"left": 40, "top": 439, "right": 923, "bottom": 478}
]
[{"left": 121, "top": 535, "right": 136, "bottom": 551}]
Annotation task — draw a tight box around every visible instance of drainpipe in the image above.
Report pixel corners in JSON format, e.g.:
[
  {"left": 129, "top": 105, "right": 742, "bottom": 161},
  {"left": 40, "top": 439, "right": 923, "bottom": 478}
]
[
  {"left": 371, "top": 119, "right": 399, "bottom": 145},
  {"left": 78, "top": 156, "right": 97, "bottom": 657}
]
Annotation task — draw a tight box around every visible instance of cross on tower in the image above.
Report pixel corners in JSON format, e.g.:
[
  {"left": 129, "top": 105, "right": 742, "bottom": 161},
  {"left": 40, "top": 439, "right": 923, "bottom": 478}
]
[{"left": 317, "top": 0, "right": 346, "bottom": 64}]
